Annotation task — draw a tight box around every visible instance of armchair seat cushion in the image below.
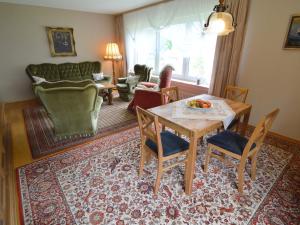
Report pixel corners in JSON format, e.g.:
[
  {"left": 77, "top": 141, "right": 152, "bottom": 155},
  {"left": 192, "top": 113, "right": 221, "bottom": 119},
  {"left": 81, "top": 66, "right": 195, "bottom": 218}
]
[
  {"left": 140, "top": 82, "right": 157, "bottom": 88},
  {"left": 207, "top": 130, "right": 256, "bottom": 155},
  {"left": 146, "top": 131, "right": 189, "bottom": 157}
]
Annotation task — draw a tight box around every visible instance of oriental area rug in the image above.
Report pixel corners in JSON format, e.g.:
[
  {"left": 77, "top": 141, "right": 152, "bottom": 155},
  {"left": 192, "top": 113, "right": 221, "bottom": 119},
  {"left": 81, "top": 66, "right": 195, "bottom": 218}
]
[
  {"left": 17, "top": 127, "right": 300, "bottom": 225},
  {"left": 23, "top": 98, "right": 137, "bottom": 158}
]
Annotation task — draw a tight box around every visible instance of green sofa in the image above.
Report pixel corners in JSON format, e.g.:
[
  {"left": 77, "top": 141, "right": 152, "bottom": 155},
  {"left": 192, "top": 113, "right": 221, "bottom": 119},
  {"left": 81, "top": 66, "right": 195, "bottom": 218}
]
[
  {"left": 26, "top": 61, "right": 112, "bottom": 84},
  {"left": 34, "top": 80, "right": 102, "bottom": 138}
]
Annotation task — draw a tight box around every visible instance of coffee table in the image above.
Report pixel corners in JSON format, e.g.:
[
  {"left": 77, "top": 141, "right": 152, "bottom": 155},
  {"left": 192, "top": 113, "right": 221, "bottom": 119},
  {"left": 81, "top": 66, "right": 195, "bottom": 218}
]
[{"left": 96, "top": 83, "right": 116, "bottom": 105}]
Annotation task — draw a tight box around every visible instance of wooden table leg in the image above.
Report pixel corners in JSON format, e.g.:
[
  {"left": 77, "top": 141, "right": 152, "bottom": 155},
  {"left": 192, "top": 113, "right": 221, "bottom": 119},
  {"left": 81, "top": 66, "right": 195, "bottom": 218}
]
[
  {"left": 240, "top": 107, "right": 251, "bottom": 136},
  {"left": 184, "top": 132, "right": 198, "bottom": 195},
  {"left": 107, "top": 88, "right": 113, "bottom": 105}
]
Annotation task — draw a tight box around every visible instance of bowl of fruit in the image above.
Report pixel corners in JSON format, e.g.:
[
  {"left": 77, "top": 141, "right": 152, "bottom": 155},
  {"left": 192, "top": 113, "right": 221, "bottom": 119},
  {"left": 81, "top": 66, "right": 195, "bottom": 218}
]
[{"left": 186, "top": 99, "right": 212, "bottom": 110}]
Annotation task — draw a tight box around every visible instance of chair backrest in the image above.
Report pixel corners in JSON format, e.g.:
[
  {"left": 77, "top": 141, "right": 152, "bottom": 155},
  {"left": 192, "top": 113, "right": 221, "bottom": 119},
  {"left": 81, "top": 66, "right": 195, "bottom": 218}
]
[
  {"left": 26, "top": 61, "right": 101, "bottom": 82},
  {"left": 35, "top": 80, "right": 99, "bottom": 118},
  {"left": 136, "top": 107, "right": 163, "bottom": 158},
  {"left": 134, "top": 64, "right": 152, "bottom": 82},
  {"left": 161, "top": 86, "right": 179, "bottom": 105},
  {"left": 242, "top": 108, "right": 280, "bottom": 157},
  {"left": 224, "top": 85, "right": 249, "bottom": 103},
  {"left": 159, "top": 65, "right": 174, "bottom": 89}
]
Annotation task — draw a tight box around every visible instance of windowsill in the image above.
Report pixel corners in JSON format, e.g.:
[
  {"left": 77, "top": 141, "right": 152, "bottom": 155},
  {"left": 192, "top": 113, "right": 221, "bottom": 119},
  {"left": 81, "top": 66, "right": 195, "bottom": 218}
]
[
  {"left": 151, "top": 75, "right": 209, "bottom": 89},
  {"left": 171, "top": 78, "right": 209, "bottom": 89}
]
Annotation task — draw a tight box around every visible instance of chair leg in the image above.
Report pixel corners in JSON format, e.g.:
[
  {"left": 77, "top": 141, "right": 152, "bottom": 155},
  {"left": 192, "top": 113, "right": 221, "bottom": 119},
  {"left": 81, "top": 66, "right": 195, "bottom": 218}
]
[
  {"left": 234, "top": 119, "right": 240, "bottom": 132},
  {"left": 203, "top": 145, "right": 212, "bottom": 173},
  {"left": 145, "top": 150, "right": 152, "bottom": 163},
  {"left": 237, "top": 161, "right": 246, "bottom": 193},
  {"left": 154, "top": 161, "right": 163, "bottom": 194},
  {"left": 250, "top": 153, "right": 258, "bottom": 180},
  {"left": 139, "top": 148, "right": 146, "bottom": 177},
  {"left": 198, "top": 136, "right": 204, "bottom": 145}
]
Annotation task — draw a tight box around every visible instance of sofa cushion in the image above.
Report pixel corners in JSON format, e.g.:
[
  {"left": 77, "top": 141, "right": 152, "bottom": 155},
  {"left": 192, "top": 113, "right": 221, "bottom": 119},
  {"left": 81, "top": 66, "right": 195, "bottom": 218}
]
[
  {"left": 26, "top": 63, "right": 60, "bottom": 81},
  {"left": 58, "top": 63, "right": 82, "bottom": 81},
  {"left": 32, "top": 76, "right": 47, "bottom": 84},
  {"left": 79, "top": 61, "right": 101, "bottom": 80}
]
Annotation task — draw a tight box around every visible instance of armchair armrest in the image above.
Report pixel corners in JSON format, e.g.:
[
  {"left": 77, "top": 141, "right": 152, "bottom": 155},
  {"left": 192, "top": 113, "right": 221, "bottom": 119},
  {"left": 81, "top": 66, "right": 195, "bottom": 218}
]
[
  {"left": 102, "top": 75, "right": 112, "bottom": 83},
  {"left": 127, "top": 89, "right": 162, "bottom": 113},
  {"left": 117, "top": 77, "right": 127, "bottom": 84}
]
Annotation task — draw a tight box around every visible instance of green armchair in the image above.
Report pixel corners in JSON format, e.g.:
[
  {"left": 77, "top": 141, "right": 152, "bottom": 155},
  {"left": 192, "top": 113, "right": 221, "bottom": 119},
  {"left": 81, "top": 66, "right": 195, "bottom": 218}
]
[
  {"left": 116, "top": 64, "right": 152, "bottom": 101},
  {"left": 34, "top": 80, "right": 102, "bottom": 138}
]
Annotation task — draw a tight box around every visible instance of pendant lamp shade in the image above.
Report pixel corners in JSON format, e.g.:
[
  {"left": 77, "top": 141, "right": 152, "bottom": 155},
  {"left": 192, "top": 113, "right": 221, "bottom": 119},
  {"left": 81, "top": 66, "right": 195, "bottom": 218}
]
[{"left": 204, "top": 0, "right": 235, "bottom": 36}]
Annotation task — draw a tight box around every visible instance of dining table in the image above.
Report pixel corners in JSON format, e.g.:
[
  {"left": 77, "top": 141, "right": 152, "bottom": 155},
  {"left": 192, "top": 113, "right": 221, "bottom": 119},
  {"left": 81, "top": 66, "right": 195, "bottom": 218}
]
[{"left": 148, "top": 94, "right": 252, "bottom": 195}]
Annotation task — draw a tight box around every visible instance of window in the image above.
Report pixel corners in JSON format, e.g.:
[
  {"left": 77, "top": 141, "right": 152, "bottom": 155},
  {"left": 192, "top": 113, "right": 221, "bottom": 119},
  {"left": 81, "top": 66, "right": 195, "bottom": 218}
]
[
  {"left": 127, "top": 22, "right": 217, "bottom": 87},
  {"left": 124, "top": 0, "right": 218, "bottom": 87}
]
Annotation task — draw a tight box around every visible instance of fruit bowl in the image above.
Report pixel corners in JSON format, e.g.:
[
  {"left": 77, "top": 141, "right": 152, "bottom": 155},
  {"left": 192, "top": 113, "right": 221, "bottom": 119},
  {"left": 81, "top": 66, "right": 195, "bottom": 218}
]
[{"left": 186, "top": 99, "right": 213, "bottom": 111}]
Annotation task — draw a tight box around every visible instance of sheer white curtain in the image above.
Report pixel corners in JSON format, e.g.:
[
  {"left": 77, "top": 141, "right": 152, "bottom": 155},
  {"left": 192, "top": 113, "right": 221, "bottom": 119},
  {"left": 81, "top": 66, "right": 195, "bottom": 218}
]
[{"left": 123, "top": 0, "right": 217, "bottom": 72}]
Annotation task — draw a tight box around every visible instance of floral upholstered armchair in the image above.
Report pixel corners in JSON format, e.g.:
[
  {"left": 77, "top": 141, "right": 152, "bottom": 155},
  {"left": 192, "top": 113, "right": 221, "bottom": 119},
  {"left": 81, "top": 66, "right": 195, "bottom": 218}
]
[
  {"left": 116, "top": 64, "right": 152, "bottom": 101},
  {"left": 127, "top": 65, "right": 174, "bottom": 113}
]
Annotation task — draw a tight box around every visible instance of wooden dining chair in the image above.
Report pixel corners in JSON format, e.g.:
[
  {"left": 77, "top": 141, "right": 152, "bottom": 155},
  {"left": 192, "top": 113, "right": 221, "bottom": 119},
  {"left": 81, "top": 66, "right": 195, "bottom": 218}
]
[
  {"left": 161, "top": 86, "right": 179, "bottom": 105},
  {"left": 224, "top": 85, "right": 249, "bottom": 103},
  {"left": 204, "top": 108, "right": 279, "bottom": 193},
  {"left": 224, "top": 85, "right": 249, "bottom": 131},
  {"left": 136, "top": 106, "right": 189, "bottom": 194},
  {"left": 160, "top": 86, "right": 181, "bottom": 135}
]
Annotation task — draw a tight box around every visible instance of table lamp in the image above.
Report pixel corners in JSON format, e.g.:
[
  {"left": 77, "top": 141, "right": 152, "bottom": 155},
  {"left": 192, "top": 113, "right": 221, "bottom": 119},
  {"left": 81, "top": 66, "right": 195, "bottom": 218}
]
[{"left": 104, "top": 42, "right": 122, "bottom": 84}]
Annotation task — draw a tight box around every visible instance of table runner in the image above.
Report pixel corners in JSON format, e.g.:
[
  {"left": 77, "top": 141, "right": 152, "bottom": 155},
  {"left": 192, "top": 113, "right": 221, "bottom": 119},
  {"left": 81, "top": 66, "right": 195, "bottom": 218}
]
[{"left": 172, "top": 100, "right": 236, "bottom": 129}]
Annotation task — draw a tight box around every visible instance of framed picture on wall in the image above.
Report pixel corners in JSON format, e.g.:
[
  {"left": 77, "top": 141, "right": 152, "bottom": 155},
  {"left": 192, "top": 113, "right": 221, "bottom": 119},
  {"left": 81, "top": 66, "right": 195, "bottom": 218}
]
[
  {"left": 283, "top": 15, "right": 300, "bottom": 49},
  {"left": 46, "top": 27, "right": 77, "bottom": 56}
]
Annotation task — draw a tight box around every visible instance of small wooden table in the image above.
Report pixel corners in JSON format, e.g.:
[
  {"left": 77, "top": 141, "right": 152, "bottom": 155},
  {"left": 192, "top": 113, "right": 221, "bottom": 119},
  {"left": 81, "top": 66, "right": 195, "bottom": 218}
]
[
  {"left": 149, "top": 94, "right": 252, "bottom": 195},
  {"left": 96, "top": 83, "right": 115, "bottom": 105}
]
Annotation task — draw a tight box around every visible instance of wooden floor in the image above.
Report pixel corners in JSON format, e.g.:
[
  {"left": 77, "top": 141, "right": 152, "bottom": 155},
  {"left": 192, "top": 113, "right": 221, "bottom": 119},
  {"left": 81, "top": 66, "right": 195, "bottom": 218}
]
[
  {"left": 5, "top": 99, "right": 68, "bottom": 168},
  {"left": 6, "top": 99, "right": 38, "bottom": 168}
]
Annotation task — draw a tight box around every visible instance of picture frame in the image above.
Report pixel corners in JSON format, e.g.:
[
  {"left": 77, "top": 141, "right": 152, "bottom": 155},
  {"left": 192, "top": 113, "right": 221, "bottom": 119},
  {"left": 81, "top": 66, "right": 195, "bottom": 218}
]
[
  {"left": 283, "top": 14, "right": 300, "bottom": 49},
  {"left": 46, "top": 27, "right": 77, "bottom": 56}
]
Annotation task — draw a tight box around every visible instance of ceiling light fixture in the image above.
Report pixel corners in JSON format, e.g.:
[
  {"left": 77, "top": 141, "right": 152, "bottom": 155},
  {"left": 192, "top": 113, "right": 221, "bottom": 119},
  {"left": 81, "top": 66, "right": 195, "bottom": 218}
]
[{"left": 204, "top": 0, "right": 236, "bottom": 36}]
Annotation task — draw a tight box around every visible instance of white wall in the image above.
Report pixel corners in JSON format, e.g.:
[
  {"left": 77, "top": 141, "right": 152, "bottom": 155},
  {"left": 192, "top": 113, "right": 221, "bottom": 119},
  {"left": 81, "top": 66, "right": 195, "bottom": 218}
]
[
  {"left": 0, "top": 3, "right": 115, "bottom": 102},
  {"left": 237, "top": 0, "right": 300, "bottom": 140}
]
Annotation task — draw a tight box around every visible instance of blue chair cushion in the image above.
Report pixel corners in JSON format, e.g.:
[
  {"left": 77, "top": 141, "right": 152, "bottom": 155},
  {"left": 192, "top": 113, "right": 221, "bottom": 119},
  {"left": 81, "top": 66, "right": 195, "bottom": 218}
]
[
  {"left": 145, "top": 131, "right": 189, "bottom": 157},
  {"left": 207, "top": 130, "right": 256, "bottom": 155}
]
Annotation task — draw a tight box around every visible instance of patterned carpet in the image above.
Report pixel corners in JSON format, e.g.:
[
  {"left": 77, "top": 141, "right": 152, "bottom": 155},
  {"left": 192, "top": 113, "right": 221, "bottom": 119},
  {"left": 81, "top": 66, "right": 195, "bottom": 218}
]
[
  {"left": 23, "top": 98, "right": 137, "bottom": 158},
  {"left": 17, "top": 127, "right": 300, "bottom": 224}
]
